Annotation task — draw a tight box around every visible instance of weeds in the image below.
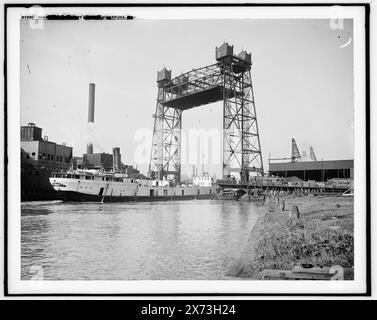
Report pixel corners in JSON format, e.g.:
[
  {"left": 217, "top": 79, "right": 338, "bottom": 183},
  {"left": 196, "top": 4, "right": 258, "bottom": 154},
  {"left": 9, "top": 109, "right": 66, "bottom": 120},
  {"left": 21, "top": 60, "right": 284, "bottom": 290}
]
[{"left": 254, "top": 213, "right": 353, "bottom": 272}]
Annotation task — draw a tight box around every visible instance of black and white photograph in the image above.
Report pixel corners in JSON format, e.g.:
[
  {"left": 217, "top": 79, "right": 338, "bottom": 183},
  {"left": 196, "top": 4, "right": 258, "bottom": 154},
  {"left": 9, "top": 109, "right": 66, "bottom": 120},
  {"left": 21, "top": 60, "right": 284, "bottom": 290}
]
[{"left": 3, "top": 3, "right": 371, "bottom": 297}]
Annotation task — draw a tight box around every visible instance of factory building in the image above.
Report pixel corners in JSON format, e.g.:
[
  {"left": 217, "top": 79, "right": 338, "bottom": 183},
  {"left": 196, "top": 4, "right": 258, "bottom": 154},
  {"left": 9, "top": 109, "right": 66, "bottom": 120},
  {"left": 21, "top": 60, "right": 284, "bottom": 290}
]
[
  {"left": 21, "top": 123, "right": 73, "bottom": 170},
  {"left": 76, "top": 148, "right": 141, "bottom": 177},
  {"left": 21, "top": 123, "right": 73, "bottom": 201},
  {"left": 82, "top": 152, "right": 113, "bottom": 170},
  {"left": 193, "top": 173, "right": 213, "bottom": 187},
  {"left": 269, "top": 160, "right": 353, "bottom": 182}
]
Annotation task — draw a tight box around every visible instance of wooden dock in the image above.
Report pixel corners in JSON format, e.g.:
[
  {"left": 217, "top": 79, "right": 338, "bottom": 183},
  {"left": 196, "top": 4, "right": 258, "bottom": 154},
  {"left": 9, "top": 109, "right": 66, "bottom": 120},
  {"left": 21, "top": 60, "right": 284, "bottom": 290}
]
[
  {"left": 260, "top": 266, "right": 354, "bottom": 280},
  {"left": 217, "top": 181, "right": 349, "bottom": 194}
]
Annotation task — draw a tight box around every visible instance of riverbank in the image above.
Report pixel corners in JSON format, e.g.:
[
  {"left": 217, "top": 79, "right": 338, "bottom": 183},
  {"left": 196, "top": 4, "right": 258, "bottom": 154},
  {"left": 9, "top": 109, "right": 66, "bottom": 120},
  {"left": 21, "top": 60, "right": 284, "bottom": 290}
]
[{"left": 230, "top": 195, "right": 354, "bottom": 279}]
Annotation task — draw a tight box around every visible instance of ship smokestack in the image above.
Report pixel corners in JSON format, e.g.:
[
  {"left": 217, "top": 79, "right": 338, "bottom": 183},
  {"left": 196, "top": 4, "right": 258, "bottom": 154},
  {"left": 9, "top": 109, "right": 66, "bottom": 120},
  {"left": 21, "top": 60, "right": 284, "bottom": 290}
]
[
  {"left": 87, "top": 83, "right": 95, "bottom": 154},
  {"left": 113, "top": 147, "right": 121, "bottom": 172}
]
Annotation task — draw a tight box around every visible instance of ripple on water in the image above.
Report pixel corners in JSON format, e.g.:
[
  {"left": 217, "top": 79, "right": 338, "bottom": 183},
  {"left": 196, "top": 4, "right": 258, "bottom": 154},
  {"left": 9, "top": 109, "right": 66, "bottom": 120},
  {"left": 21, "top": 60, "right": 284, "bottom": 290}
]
[{"left": 21, "top": 200, "right": 264, "bottom": 280}]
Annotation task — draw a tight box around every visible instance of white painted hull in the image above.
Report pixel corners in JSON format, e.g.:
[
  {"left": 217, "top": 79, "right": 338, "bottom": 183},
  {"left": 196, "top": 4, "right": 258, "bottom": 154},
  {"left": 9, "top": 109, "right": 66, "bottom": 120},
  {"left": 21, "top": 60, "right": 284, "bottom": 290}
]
[{"left": 49, "top": 177, "right": 215, "bottom": 202}]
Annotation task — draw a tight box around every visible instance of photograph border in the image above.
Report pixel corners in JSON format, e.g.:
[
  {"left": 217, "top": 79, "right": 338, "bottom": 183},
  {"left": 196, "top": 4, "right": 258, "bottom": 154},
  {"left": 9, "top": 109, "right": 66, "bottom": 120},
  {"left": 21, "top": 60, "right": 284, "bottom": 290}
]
[{"left": 3, "top": 2, "right": 371, "bottom": 297}]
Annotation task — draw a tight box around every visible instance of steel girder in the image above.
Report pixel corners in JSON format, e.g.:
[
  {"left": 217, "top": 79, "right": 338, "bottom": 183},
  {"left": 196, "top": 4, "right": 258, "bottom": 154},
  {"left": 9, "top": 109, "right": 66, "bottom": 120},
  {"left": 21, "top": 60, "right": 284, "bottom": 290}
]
[
  {"left": 149, "top": 87, "right": 182, "bottom": 182},
  {"left": 149, "top": 58, "right": 263, "bottom": 183},
  {"left": 222, "top": 62, "right": 264, "bottom": 180}
]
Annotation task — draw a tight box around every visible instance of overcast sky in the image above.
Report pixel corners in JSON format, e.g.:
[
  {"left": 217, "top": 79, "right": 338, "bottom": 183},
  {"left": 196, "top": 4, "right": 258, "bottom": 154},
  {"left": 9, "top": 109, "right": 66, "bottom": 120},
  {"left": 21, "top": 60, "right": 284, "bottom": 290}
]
[{"left": 21, "top": 18, "right": 354, "bottom": 177}]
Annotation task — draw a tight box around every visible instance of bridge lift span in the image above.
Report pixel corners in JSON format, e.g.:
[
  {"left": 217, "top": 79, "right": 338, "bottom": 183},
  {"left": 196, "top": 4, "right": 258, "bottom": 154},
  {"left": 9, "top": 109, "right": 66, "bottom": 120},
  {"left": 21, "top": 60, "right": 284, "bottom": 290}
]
[{"left": 148, "top": 43, "right": 264, "bottom": 183}]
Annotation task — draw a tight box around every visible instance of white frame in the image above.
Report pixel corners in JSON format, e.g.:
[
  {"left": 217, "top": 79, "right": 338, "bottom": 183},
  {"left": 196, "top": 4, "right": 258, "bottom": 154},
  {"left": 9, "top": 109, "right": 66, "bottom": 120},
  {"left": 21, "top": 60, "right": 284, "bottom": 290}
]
[{"left": 5, "top": 4, "right": 368, "bottom": 295}]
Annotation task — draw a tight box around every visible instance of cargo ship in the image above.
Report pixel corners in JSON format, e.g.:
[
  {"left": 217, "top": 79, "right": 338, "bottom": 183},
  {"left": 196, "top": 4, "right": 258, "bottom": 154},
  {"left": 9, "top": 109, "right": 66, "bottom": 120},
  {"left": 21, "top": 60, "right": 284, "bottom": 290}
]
[{"left": 49, "top": 169, "right": 215, "bottom": 202}]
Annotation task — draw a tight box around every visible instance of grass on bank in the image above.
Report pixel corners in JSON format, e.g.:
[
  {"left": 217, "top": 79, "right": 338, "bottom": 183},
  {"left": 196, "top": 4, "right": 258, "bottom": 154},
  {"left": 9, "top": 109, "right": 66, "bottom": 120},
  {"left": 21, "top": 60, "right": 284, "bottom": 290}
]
[{"left": 253, "top": 198, "right": 354, "bottom": 277}]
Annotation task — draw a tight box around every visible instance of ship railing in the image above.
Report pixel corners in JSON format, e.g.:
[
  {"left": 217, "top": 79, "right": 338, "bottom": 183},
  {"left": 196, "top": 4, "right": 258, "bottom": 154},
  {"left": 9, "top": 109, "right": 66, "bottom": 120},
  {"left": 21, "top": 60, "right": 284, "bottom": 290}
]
[{"left": 52, "top": 172, "right": 81, "bottom": 179}]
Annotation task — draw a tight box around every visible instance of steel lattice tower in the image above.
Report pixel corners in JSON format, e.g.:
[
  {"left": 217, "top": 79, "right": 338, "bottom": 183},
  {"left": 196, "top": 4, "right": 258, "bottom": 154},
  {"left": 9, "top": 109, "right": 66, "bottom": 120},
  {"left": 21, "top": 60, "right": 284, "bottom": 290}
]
[
  {"left": 149, "top": 43, "right": 263, "bottom": 183},
  {"left": 149, "top": 68, "right": 182, "bottom": 183}
]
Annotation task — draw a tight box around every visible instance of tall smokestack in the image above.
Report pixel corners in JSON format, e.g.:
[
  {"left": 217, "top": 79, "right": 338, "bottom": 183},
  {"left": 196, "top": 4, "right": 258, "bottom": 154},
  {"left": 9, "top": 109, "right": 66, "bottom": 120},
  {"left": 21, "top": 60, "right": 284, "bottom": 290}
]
[
  {"left": 87, "top": 83, "right": 95, "bottom": 154},
  {"left": 113, "top": 147, "right": 121, "bottom": 172}
]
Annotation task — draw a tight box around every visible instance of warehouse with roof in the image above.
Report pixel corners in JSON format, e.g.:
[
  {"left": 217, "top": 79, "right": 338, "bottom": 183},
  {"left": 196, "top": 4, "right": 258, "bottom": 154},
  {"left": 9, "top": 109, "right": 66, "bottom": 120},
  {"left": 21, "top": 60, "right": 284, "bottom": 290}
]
[{"left": 268, "top": 159, "right": 354, "bottom": 182}]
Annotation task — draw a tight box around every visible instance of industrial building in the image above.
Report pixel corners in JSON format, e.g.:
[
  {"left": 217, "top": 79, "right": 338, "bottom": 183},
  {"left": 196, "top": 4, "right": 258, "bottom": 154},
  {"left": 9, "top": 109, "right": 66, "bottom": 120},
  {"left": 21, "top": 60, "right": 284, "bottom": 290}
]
[
  {"left": 82, "top": 152, "right": 114, "bottom": 170},
  {"left": 74, "top": 148, "right": 141, "bottom": 177},
  {"left": 268, "top": 160, "right": 354, "bottom": 182},
  {"left": 21, "top": 123, "right": 73, "bottom": 201},
  {"left": 21, "top": 123, "right": 73, "bottom": 170}
]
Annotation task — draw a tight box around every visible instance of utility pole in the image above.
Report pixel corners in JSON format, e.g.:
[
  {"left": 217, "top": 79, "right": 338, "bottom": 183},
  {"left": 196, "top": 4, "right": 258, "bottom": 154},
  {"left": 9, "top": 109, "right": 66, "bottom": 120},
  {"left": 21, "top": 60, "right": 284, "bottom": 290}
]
[{"left": 321, "top": 158, "right": 324, "bottom": 182}]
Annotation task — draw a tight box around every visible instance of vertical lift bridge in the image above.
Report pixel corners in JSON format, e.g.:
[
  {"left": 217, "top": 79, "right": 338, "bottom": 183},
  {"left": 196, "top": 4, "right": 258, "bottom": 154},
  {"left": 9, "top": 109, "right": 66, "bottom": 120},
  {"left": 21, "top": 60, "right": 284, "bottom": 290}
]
[{"left": 149, "top": 43, "right": 264, "bottom": 183}]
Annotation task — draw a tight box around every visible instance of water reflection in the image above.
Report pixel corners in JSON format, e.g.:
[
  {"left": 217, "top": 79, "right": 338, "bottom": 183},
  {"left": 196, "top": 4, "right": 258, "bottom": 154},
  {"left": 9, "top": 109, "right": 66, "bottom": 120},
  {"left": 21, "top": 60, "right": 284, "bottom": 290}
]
[{"left": 21, "top": 200, "right": 263, "bottom": 280}]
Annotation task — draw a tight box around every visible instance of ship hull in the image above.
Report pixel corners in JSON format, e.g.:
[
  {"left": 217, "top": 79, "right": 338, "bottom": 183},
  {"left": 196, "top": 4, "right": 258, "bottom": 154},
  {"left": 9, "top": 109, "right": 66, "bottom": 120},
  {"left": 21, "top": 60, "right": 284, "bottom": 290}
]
[
  {"left": 21, "top": 167, "right": 63, "bottom": 201},
  {"left": 62, "top": 191, "right": 215, "bottom": 203},
  {"left": 50, "top": 174, "right": 216, "bottom": 203}
]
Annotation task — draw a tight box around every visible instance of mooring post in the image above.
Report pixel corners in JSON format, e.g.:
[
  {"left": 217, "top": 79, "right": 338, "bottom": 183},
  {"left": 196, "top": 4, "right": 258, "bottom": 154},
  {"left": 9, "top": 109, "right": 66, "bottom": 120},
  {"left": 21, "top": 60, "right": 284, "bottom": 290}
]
[
  {"left": 290, "top": 205, "right": 300, "bottom": 219},
  {"left": 264, "top": 198, "right": 270, "bottom": 218}
]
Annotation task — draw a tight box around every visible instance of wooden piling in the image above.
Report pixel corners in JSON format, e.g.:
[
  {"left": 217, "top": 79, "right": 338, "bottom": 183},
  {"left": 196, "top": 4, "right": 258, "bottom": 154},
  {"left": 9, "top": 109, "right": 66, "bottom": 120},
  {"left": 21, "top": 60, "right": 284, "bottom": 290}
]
[{"left": 290, "top": 205, "right": 300, "bottom": 219}]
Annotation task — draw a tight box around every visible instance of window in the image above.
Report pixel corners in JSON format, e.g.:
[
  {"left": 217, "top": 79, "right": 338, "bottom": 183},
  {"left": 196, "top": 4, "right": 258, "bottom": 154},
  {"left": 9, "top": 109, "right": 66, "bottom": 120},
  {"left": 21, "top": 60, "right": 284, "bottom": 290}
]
[
  {"left": 47, "top": 154, "right": 50, "bottom": 160},
  {"left": 31, "top": 152, "right": 35, "bottom": 156}
]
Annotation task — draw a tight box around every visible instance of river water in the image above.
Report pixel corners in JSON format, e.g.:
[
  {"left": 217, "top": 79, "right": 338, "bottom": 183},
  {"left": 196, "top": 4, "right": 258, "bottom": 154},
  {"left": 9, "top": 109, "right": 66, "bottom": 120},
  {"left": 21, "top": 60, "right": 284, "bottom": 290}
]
[{"left": 21, "top": 200, "right": 263, "bottom": 280}]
